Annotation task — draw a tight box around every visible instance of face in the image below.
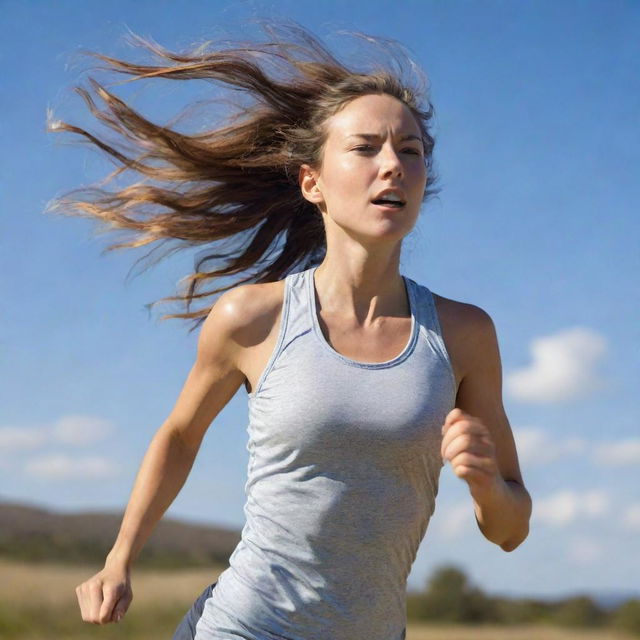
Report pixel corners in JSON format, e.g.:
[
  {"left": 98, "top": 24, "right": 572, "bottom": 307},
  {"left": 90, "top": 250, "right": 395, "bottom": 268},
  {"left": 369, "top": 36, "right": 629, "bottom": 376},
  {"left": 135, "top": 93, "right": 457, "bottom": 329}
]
[{"left": 299, "top": 93, "right": 427, "bottom": 243}]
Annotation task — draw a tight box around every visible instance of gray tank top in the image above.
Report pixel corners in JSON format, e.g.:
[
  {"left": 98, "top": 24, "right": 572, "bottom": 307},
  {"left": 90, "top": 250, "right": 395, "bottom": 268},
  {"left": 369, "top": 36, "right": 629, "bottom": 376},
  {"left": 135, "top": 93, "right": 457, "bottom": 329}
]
[{"left": 195, "top": 265, "right": 457, "bottom": 640}]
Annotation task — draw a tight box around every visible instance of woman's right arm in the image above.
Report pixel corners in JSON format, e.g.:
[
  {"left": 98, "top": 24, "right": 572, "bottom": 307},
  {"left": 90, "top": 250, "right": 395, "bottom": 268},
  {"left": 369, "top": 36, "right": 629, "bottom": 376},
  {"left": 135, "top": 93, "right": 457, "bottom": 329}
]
[{"left": 75, "top": 286, "right": 252, "bottom": 625}]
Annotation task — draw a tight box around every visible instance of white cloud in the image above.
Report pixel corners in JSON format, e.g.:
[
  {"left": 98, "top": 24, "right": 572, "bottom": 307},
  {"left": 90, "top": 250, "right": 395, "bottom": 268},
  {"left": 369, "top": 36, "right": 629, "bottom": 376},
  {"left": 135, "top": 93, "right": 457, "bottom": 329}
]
[
  {"left": 24, "top": 454, "right": 119, "bottom": 480},
  {"left": 0, "top": 414, "right": 114, "bottom": 454},
  {"left": 567, "top": 535, "right": 602, "bottom": 565},
  {"left": 0, "top": 426, "right": 49, "bottom": 451},
  {"left": 511, "top": 427, "right": 640, "bottom": 471},
  {"left": 622, "top": 504, "right": 640, "bottom": 532},
  {"left": 533, "top": 489, "right": 609, "bottom": 527},
  {"left": 582, "top": 490, "right": 608, "bottom": 517},
  {"left": 592, "top": 439, "right": 640, "bottom": 467},
  {"left": 52, "top": 415, "right": 114, "bottom": 446},
  {"left": 505, "top": 327, "right": 607, "bottom": 404},
  {"left": 513, "top": 427, "right": 586, "bottom": 467},
  {"left": 435, "top": 501, "right": 474, "bottom": 538},
  {"left": 534, "top": 491, "right": 578, "bottom": 526}
]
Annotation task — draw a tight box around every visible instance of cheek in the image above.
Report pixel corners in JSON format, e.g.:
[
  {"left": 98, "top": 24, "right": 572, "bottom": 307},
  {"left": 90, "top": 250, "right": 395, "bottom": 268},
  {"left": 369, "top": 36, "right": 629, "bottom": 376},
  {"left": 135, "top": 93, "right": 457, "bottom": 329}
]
[
  {"left": 408, "top": 159, "right": 427, "bottom": 179},
  {"left": 325, "top": 162, "right": 370, "bottom": 196}
]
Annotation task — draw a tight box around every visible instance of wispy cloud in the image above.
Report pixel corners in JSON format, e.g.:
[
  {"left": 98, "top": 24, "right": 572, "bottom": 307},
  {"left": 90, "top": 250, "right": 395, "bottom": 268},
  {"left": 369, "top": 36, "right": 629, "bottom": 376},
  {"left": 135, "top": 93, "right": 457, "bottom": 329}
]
[
  {"left": 0, "top": 426, "right": 49, "bottom": 451},
  {"left": 24, "top": 454, "right": 119, "bottom": 480},
  {"left": 622, "top": 503, "right": 640, "bottom": 532},
  {"left": 532, "top": 489, "right": 609, "bottom": 527},
  {"left": 0, "top": 415, "right": 119, "bottom": 481},
  {"left": 513, "top": 427, "right": 586, "bottom": 466},
  {"left": 505, "top": 327, "right": 607, "bottom": 404},
  {"left": 434, "top": 501, "right": 474, "bottom": 538},
  {"left": 567, "top": 535, "right": 603, "bottom": 565},
  {"left": 52, "top": 415, "right": 114, "bottom": 446},
  {"left": 593, "top": 439, "right": 640, "bottom": 467},
  {"left": 512, "top": 427, "right": 640, "bottom": 469},
  {"left": 0, "top": 415, "right": 115, "bottom": 452}
]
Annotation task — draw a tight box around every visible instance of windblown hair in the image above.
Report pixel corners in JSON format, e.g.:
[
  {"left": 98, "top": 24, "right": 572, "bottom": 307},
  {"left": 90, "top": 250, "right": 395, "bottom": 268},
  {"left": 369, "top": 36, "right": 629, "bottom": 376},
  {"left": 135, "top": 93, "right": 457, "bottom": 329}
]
[{"left": 46, "top": 18, "right": 439, "bottom": 333}]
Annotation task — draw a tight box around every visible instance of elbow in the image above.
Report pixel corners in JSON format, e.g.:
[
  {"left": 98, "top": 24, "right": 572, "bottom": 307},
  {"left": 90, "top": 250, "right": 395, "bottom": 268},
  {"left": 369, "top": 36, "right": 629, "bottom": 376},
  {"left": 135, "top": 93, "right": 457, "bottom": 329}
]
[
  {"left": 500, "top": 486, "right": 532, "bottom": 552},
  {"left": 499, "top": 522, "right": 530, "bottom": 552},
  {"left": 499, "top": 539, "right": 520, "bottom": 552}
]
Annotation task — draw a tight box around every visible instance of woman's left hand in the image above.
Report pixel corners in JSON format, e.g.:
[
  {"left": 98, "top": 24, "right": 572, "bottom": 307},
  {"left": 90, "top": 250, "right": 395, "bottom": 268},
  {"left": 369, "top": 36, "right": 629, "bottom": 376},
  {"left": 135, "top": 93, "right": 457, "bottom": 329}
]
[{"left": 440, "top": 407, "right": 502, "bottom": 498}]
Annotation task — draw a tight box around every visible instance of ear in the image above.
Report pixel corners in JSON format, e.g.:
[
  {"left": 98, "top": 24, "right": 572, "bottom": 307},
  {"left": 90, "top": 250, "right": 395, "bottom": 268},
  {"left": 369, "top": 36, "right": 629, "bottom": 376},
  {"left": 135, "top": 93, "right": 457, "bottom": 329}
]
[{"left": 299, "top": 164, "right": 324, "bottom": 204}]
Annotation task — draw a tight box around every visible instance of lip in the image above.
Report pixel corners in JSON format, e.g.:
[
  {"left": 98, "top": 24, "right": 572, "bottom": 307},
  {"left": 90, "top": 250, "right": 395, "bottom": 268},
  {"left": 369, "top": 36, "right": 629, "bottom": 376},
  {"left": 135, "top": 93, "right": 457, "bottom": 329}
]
[
  {"left": 372, "top": 188, "right": 406, "bottom": 204},
  {"left": 372, "top": 202, "right": 405, "bottom": 210}
]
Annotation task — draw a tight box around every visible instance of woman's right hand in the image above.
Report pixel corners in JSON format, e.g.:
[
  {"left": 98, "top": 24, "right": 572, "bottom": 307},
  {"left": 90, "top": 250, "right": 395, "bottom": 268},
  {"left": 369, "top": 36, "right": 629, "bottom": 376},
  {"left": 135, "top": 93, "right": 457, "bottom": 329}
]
[{"left": 75, "top": 561, "right": 133, "bottom": 625}]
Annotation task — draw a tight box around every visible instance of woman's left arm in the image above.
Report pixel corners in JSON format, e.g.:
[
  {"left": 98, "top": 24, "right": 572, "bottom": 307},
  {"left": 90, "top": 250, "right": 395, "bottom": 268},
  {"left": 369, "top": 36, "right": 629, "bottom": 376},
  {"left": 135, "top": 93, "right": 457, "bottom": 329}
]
[{"left": 440, "top": 306, "right": 532, "bottom": 552}]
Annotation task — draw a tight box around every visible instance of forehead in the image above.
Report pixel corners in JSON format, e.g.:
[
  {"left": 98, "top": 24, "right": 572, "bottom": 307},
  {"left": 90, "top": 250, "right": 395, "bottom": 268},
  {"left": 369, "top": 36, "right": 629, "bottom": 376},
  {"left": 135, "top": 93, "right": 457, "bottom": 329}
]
[{"left": 326, "top": 94, "right": 421, "bottom": 140}]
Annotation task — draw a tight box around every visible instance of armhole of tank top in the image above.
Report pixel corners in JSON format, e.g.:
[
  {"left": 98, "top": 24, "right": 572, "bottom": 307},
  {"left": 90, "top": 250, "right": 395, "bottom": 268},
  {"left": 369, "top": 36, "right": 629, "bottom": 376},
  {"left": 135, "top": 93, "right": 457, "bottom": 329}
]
[
  {"left": 422, "top": 285, "right": 457, "bottom": 392},
  {"left": 247, "top": 274, "right": 292, "bottom": 399}
]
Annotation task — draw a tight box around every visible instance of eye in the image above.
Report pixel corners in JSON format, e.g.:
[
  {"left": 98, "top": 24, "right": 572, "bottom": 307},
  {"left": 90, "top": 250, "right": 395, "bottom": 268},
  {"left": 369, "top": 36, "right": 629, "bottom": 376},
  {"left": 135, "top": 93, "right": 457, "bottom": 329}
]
[{"left": 353, "top": 145, "right": 422, "bottom": 156}]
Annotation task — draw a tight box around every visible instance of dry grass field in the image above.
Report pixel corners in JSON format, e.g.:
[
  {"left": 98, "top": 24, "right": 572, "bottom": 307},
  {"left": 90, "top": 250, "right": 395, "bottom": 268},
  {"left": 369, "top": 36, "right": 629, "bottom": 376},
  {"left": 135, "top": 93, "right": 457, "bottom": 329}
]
[
  {"left": 405, "top": 623, "right": 634, "bottom": 640},
  {"left": 0, "top": 559, "right": 635, "bottom": 640}
]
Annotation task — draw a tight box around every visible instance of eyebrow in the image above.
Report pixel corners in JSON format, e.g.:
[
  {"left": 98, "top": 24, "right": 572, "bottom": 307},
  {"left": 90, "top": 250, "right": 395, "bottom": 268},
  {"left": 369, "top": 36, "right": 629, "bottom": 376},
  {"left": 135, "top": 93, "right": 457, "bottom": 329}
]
[{"left": 346, "top": 133, "right": 423, "bottom": 143}]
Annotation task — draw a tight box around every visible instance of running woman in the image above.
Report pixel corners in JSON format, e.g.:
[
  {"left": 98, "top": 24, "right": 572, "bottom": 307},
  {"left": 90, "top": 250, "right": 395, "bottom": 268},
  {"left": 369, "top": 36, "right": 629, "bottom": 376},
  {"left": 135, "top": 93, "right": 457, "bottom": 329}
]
[{"left": 49, "top": 19, "right": 532, "bottom": 640}]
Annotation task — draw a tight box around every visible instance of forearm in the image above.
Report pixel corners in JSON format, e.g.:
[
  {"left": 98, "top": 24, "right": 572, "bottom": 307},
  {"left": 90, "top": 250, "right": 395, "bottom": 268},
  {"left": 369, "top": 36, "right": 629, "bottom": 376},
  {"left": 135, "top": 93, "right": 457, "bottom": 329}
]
[
  {"left": 472, "top": 477, "right": 532, "bottom": 552},
  {"left": 106, "top": 424, "right": 198, "bottom": 569}
]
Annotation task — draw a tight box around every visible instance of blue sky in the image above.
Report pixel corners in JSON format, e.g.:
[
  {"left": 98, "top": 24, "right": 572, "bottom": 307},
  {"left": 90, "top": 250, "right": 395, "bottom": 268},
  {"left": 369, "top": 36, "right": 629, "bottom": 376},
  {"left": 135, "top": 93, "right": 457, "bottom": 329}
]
[{"left": 1, "top": 0, "right": 638, "bottom": 600}]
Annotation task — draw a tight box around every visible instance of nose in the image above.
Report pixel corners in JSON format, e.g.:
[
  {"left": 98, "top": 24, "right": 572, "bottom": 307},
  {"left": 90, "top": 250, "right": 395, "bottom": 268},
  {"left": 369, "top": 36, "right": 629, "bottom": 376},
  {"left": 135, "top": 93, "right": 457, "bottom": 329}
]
[{"left": 379, "top": 145, "right": 403, "bottom": 178}]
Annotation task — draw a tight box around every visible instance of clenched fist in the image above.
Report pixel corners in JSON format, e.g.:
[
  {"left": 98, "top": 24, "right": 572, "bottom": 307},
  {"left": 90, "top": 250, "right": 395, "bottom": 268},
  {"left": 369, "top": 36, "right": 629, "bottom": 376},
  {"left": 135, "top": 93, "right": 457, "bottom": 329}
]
[
  {"left": 441, "top": 407, "right": 501, "bottom": 498},
  {"left": 75, "top": 563, "right": 132, "bottom": 625}
]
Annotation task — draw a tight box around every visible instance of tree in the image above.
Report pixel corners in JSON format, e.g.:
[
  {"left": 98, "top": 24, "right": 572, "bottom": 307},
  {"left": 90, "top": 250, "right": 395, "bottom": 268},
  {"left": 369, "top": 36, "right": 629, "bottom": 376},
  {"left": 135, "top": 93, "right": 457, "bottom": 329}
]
[
  {"left": 552, "top": 595, "right": 606, "bottom": 628},
  {"left": 611, "top": 599, "right": 640, "bottom": 637},
  {"left": 416, "top": 565, "right": 496, "bottom": 623}
]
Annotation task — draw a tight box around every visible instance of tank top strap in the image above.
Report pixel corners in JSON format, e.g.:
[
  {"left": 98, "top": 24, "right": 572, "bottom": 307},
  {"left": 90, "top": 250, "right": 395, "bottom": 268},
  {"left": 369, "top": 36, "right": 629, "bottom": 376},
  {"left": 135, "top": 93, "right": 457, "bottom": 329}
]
[
  {"left": 281, "top": 268, "right": 314, "bottom": 345},
  {"left": 249, "top": 269, "right": 313, "bottom": 398},
  {"left": 408, "top": 277, "right": 454, "bottom": 375}
]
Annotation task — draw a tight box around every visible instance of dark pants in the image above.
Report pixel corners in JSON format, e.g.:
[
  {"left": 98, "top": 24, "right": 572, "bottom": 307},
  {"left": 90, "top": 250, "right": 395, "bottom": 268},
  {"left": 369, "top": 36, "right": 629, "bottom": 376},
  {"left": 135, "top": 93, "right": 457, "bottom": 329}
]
[{"left": 172, "top": 581, "right": 218, "bottom": 640}]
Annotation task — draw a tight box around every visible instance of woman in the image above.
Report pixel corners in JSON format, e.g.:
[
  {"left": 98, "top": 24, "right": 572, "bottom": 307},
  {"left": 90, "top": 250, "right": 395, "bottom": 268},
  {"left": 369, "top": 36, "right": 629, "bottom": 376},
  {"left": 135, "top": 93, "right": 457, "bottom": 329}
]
[{"left": 50, "top": 19, "right": 531, "bottom": 640}]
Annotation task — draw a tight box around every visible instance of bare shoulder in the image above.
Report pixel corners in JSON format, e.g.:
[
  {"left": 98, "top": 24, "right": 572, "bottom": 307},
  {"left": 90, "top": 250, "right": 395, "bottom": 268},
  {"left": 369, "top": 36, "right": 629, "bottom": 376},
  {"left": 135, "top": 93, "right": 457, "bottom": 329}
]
[
  {"left": 431, "top": 292, "right": 494, "bottom": 337},
  {"left": 430, "top": 292, "right": 496, "bottom": 386},
  {"left": 162, "top": 280, "right": 285, "bottom": 450},
  {"left": 197, "top": 279, "right": 286, "bottom": 395},
  {"left": 200, "top": 279, "right": 285, "bottom": 356}
]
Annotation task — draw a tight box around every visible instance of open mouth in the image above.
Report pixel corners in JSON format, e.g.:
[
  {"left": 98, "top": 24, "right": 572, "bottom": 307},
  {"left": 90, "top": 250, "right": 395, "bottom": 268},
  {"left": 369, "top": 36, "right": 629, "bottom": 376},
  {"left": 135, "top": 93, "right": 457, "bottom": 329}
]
[{"left": 371, "top": 199, "right": 406, "bottom": 209}]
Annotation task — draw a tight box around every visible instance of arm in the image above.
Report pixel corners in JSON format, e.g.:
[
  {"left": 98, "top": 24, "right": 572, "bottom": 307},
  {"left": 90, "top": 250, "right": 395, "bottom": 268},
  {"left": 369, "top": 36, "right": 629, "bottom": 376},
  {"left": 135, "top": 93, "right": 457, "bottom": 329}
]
[
  {"left": 440, "top": 306, "right": 532, "bottom": 552},
  {"left": 76, "top": 286, "right": 251, "bottom": 625}
]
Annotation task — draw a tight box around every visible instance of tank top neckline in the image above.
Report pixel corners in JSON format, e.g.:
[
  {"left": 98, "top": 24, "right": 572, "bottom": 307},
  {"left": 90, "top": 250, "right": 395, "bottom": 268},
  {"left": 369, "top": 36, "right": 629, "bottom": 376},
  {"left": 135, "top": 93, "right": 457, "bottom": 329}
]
[{"left": 306, "top": 265, "right": 419, "bottom": 369}]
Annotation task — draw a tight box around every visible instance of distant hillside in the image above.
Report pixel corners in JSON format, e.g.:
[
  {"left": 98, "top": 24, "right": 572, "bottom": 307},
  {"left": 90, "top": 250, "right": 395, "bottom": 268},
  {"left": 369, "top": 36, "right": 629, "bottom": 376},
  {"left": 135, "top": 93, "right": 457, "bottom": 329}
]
[{"left": 0, "top": 500, "right": 242, "bottom": 568}]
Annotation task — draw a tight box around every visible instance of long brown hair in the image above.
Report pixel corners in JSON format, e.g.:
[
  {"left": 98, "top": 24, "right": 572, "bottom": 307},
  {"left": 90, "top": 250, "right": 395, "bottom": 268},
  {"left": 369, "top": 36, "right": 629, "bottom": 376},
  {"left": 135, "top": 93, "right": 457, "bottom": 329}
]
[{"left": 46, "top": 18, "right": 439, "bottom": 333}]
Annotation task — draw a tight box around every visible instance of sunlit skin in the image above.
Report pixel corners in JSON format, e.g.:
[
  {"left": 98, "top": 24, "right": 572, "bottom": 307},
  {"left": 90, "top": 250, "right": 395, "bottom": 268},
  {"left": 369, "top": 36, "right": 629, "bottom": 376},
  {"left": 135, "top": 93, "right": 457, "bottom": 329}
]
[
  {"left": 298, "top": 93, "right": 428, "bottom": 326},
  {"left": 303, "top": 93, "right": 427, "bottom": 245}
]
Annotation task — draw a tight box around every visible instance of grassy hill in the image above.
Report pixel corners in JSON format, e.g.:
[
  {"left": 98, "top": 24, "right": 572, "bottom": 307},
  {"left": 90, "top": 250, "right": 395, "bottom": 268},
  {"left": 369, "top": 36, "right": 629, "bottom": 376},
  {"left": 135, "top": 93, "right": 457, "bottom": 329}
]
[{"left": 0, "top": 499, "right": 241, "bottom": 568}]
